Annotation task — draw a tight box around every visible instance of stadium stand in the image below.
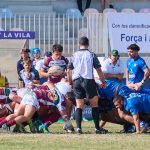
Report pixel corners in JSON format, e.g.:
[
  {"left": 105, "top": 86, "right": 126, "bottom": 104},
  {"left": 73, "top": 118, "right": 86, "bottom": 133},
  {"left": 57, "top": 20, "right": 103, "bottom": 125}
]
[
  {"left": 139, "top": 8, "right": 150, "bottom": 13},
  {"left": 8, "top": 5, "right": 55, "bottom": 15},
  {"left": 84, "top": 8, "right": 99, "bottom": 17},
  {"left": 0, "top": 27, "right": 4, "bottom": 31},
  {"left": 121, "top": 8, "right": 135, "bottom": 13},
  {"left": 10, "top": 28, "right": 24, "bottom": 31},
  {"left": 0, "top": 0, "right": 150, "bottom": 86},
  {"left": 0, "top": 8, "right": 13, "bottom": 19},
  {"left": 66, "top": 8, "right": 82, "bottom": 18},
  {"left": 103, "top": 8, "right": 117, "bottom": 13},
  {"left": 79, "top": 27, "right": 88, "bottom": 38}
]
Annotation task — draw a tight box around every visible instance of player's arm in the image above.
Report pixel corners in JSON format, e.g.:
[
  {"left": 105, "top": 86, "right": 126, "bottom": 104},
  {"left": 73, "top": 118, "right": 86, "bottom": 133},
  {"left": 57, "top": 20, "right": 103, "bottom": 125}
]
[
  {"left": 18, "top": 72, "right": 24, "bottom": 88},
  {"left": 9, "top": 92, "right": 22, "bottom": 103},
  {"left": 126, "top": 69, "right": 130, "bottom": 86},
  {"left": 104, "top": 73, "right": 124, "bottom": 80},
  {"left": 39, "top": 68, "right": 49, "bottom": 78},
  {"left": 126, "top": 69, "right": 136, "bottom": 90},
  {"left": 60, "top": 57, "right": 69, "bottom": 78},
  {"left": 32, "top": 80, "right": 39, "bottom": 84},
  {"left": 137, "top": 60, "right": 150, "bottom": 85},
  {"left": 133, "top": 68, "right": 150, "bottom": 91},
  {"left": 116, "top": 73, "right": 124, "bottom": 80},
  {"left": 96, "top": 67, "right": 106, "bottom": 87},
  {"left": 67, "top": 69, "right": 72, "bottom": 85},
  {"left": 117, "top": 108, "right": 134, "bottom": 124},
  {"left": 18, "top": 81, "right": 24, "bottom": 88},
  {"left": 67, "top": 57, "right": 74, "bottom": 85},
  {"left": 32, "top": 70, "right": 40, "bottom": 84},
  {"left": 142, "top": 68, "right": 150, "bottom": 83},
  {"left": 39, "top": 58, "right": 51, "bottom": 78},
  {"left": 93, "top": 54, "right": 106, "bottom": 87}
]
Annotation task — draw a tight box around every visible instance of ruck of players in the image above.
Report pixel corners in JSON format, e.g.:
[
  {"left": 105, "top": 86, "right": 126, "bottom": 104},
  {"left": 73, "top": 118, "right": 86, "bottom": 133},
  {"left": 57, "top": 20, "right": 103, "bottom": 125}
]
[{"left": 0, "top": 37, "right": 150, "bottom": 135}]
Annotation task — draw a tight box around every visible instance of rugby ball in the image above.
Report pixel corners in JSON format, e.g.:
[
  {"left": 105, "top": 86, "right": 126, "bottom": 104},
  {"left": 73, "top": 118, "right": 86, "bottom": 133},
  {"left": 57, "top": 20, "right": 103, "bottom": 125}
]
[{"left": 48, "top": 66, "right": 64, "bottom": 76}]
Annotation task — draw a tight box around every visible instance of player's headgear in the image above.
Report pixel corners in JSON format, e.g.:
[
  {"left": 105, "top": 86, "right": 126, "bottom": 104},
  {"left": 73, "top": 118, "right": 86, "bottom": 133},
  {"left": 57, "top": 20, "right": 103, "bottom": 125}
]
[{"left": 31, "top": 48, "right": 41, "bottom": 58}]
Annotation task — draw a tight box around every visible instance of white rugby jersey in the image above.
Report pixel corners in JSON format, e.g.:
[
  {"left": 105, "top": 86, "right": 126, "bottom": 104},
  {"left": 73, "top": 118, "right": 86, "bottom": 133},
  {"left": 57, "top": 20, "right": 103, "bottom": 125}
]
[{"left": 68, "top": 50, "right": 101, "bottom": 80}]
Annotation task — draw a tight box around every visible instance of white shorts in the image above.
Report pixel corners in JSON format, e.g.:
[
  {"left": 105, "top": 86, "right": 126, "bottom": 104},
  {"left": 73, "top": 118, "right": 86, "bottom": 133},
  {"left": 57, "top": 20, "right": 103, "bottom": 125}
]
[{"left": 21, "top": 91, "right": 39, "bottom": 110}]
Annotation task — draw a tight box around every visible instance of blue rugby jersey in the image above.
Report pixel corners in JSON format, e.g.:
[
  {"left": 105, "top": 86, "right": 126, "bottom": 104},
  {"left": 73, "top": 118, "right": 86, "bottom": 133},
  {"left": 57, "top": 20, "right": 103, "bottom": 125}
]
[
  {"left": 124, "top": 93, "right": 150, "bottom": 116},
  {"left": 97, "top": 79, "right": 150, "bottom": 101},
  {"left": 97, "top": 79, "right": 120, "bottom": 101},
  {"left": 126, "top": 55, "right": 148, "bottom": 83}
]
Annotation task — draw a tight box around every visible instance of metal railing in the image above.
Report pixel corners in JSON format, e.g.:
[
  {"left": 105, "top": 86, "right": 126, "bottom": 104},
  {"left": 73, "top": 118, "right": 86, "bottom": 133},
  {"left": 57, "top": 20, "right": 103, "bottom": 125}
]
[{"left": 0, "top": 13, "right": 108, "bottom": 56}]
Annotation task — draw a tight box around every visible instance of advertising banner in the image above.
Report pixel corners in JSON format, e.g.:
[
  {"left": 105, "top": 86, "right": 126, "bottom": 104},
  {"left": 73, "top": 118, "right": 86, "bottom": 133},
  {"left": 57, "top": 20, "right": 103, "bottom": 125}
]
[
  {"left": 107, "top": 13, "right": 150, "bottom": 53},
  {"left": 0, "top": 31, "right": 35, "bottom": 39}
]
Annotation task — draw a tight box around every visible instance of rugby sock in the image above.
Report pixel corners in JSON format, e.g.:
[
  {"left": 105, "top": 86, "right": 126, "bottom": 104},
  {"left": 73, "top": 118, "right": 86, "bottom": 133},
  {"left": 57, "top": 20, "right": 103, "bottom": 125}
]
[
  {"left": 0, "top": 118, "right": 7, "bottom": 126},
  {"left": 44, "top": 112, "right": 61, "bottom": 127},
  {"left": 75, "top": 108, "right": 82, "bottom": 129},
  {"left": 7, "top": 119, "right": 16, "bottom": 127},
  {"left": 92, "top": 107, "right": 100, "bottom": 130}
]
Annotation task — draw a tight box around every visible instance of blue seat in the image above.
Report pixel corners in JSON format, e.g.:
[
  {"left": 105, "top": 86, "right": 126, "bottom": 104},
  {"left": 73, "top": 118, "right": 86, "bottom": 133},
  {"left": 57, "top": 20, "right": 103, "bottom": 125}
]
[
  {"left": 121, "top": 8, "right": 135, "bottom": 13},
  {"left": 139, "top": 8, "right": 150, "bottom": 13},
  {"left": 103, "top": 8, "right": 117, "bottom": 13},
  {"left": 0, "top": 27, "right": 4, "bottom": 31},
  {"left": 0, "top": 8, "right": 13, "bottom": 19},
  {"left": 84, "top": 8, "right": 99, "bottom": 17},
  {"left": 66, "top": 8, "right": 82, "bottom": 18}
]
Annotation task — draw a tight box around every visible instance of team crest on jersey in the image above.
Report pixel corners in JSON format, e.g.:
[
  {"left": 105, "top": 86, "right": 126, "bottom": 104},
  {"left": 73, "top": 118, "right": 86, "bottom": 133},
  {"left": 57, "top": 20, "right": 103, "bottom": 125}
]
[{"left": 48, "top": 88, "right": 60, "bottom": 105}]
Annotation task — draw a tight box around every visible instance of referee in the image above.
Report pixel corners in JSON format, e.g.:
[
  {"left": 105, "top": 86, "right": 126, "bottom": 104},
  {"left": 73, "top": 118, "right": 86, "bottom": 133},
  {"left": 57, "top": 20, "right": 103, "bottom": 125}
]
[{"left": 67, "top": 37, "right": 107, "bottom": 134}]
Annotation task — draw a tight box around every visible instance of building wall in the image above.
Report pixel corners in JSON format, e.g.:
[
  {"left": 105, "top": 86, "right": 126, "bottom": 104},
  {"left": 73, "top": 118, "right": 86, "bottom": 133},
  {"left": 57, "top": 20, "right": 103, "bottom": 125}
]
[{"left": 1, "top": 0, "right": 150, "bottom": 14}]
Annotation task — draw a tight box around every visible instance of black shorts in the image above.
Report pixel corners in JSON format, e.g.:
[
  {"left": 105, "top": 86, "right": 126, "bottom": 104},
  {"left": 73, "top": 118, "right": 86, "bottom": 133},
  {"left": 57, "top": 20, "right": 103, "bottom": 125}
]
[{"left": 73, "top": 77, "right": 98, "bottom": 99}]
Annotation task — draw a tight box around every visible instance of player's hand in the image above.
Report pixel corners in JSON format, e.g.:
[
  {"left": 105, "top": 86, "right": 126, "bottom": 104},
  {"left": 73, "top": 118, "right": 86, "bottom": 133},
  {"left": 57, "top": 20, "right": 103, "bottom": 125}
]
[
  {"left": 97, "top": 79, "right": 106, "bottom": 88},
  {"left": 134, "top": 83, "right": 142, "bottom": 91},
  {"left": 99, "top": 83, "right": 105, "bottom": 88}
]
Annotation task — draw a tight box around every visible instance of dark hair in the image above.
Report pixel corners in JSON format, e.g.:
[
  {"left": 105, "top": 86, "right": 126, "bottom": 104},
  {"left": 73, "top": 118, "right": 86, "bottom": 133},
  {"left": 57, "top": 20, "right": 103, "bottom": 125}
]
[
  {"left": 113, "top": 95, "right": 123, "bottom": 103},
  {"left": 20, "top": 48, "right": 30, "bottom": 54},
  {"left": 109, "top": 4, "right": 114, "bottom": 9},
  {"left": 127, "top": 44, "right": 140, "bottom": 51},
  {"left": 52, "top": 44, "right": 63, "bottom": 53},
  {"left": 44, "top": 51, "right": 52, "bottom": 57},
  {"left": 79, "top": 36, "right": 89, "bottom": 46},
  {"left": 23, "top": 59, "right": 32, "bottom": 65}
]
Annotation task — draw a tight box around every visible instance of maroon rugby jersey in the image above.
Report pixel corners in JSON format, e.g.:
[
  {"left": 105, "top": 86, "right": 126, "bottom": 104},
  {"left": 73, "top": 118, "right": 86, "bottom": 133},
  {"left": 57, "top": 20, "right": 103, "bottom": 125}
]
[
  {"left": 33, "top": 85, "right": 52, "bottom": 102},
  {"left": 33, "top": 85, "right": 60, "bottom": 106},
  {"left": 0, "top": 88, "right": 5, "bottom": 95},
  {"left": 43, "top": 56, "right": 68, "bottom": 83}
]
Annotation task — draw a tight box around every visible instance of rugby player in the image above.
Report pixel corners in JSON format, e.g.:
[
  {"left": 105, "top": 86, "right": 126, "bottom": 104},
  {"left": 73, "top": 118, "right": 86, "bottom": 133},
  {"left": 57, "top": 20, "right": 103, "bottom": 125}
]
[{"left": 113, "top": 93, "right": 150, "bottom": 134}]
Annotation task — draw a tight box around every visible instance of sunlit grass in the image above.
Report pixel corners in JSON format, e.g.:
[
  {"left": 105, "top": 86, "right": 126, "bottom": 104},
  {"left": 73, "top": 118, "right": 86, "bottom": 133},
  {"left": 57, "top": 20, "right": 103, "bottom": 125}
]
[{"left": 0, "top": 121, "right": 149, "bottom": 150}]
